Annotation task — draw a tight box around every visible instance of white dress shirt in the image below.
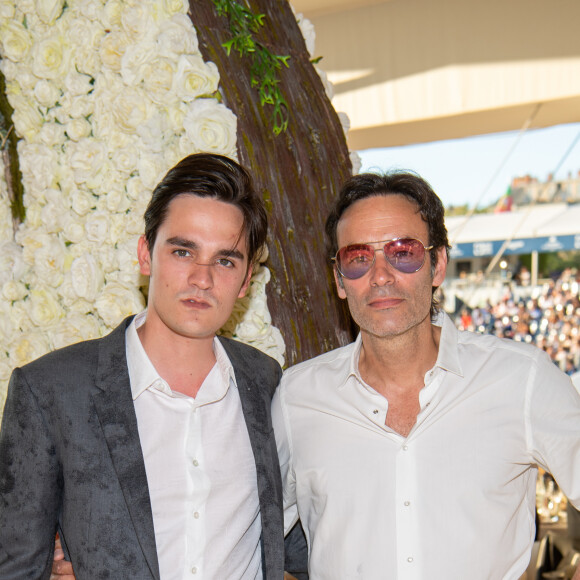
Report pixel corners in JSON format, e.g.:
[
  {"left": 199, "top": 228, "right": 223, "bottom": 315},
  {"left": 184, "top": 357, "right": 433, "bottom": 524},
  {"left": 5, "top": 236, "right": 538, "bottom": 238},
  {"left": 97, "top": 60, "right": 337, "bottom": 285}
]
[
  {"left": 273, "top": 313, "right": 580, "bottom": 580},
  {"left": 126, "top": 312, "right": 262, "bottom": 580}
]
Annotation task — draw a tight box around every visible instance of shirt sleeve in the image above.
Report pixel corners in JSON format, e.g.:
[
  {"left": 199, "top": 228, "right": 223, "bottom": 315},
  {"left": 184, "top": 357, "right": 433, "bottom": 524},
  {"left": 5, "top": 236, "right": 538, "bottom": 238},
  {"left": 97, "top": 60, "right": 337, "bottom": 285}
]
[
  {"left": 527, "top": 350, "right": 580, "bottom": 509},
  {"left": 0, "top": 367, "right": 62, "bottom": 579},
  {"left": 271, "top": 379, "right": 299, "bottom": 536}
]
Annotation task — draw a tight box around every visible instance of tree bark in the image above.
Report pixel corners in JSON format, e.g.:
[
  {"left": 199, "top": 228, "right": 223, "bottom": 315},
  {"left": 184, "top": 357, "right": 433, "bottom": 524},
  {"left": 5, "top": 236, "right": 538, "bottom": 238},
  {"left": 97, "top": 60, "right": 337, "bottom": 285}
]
[{"left": 189, "top": 0, "right": 355, "bottom": 366}]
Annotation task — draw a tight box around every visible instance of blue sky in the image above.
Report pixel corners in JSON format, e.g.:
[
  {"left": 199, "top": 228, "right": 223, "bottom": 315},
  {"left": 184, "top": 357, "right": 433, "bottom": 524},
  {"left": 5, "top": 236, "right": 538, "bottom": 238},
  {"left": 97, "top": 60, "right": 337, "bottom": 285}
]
[{"left": 358, "top": 122, "right": 580, "bottom": 209}]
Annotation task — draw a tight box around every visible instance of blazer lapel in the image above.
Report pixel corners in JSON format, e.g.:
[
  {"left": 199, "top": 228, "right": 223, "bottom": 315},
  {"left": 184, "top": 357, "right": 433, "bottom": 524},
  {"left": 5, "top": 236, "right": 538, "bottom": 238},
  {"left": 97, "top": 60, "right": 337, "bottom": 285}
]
[
  {"left": 92, "top": 318, "right": 160, "bottom": 580},
  {"left": 218, "top": 337, "right": 284, "bottom": 579}
]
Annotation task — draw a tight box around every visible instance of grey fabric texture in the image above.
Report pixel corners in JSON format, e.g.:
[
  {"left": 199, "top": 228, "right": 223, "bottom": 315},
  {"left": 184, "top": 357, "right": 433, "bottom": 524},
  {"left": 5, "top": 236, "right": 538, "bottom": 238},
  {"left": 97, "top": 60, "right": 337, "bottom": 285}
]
[{"left": 0, "top": 316, "right": 285, "bottom": 579}]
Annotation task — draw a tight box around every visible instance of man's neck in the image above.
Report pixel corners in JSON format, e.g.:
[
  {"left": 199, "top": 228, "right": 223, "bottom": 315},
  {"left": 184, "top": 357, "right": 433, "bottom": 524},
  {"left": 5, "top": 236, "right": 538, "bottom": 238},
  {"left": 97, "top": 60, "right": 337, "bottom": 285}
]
[
  {"left": 358, "top": 318, "right": 442, "bottom": 437},
  {"left": 137, "top": 321, "right": 217, "bottom": 399}
]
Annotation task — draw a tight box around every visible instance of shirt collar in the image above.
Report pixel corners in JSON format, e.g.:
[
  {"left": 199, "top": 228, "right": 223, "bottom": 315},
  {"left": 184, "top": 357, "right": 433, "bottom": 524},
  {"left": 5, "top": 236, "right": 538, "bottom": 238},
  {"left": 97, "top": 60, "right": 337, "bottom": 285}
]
[
  {"left": 344, "top": 311, "right": 464, "bottom": 387},
  {"left": 433, "top": 311, "right": 464, "bottom": 377},
  {"left": 126, "top": 310, "right": 237, "bottom": 400}
]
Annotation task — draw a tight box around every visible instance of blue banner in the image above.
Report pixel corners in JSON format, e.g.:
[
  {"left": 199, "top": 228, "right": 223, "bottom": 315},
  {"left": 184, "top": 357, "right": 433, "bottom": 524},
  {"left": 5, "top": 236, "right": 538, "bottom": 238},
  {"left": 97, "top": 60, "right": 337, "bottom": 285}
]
[{"left": 450, "top": 234, "right": 580, "bottom": 259}]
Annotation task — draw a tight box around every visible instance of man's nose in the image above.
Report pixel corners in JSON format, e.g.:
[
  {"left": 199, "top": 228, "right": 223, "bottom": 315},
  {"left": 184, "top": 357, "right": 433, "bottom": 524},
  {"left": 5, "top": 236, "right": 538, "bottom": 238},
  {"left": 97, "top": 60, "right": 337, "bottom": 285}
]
[
  {"left": 369, "top": 250, "right": 395, "bottom": 286},
  {"left": 188, "top": 262, "right": 214, "bottom": 289}
]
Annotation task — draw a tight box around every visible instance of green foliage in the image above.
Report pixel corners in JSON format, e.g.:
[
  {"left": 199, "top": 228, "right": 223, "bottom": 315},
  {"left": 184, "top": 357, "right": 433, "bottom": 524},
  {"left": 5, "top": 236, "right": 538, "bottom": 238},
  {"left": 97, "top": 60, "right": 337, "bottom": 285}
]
[{"left": 212, "top": 0, "right": 290, "bottom": 135}]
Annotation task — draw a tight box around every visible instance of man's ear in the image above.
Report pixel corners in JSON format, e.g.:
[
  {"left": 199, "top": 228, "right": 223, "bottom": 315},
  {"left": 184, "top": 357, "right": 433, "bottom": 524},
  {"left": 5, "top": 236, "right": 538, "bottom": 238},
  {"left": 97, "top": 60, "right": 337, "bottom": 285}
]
[
  {"left": 238, "top": 264, "right": 253, "bottom": 298},
  {"left": 432, "top": 246, "right": 447, "bottom": 287},
  {"left": 333, "top": 266, "right": 346, "bottom": 299},
  {"left": 137, "top": 235, "right": 152, "bottom": 276}
]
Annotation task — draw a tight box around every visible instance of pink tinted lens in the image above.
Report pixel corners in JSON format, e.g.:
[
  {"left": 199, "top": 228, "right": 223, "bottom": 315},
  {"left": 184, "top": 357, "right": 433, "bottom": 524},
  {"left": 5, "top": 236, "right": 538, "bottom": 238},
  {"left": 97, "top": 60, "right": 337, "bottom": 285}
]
[
  {"left": 384, "top": 238, "right": 426, "bottom": 273},
  {"left": 337, "top": 244, "right": 375, "bottom": 279}
]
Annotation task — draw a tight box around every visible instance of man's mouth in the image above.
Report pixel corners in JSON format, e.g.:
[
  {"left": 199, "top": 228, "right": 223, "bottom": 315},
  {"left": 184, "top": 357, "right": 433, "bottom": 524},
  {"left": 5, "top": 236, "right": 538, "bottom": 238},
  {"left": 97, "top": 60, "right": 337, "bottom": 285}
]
[{"left": 368, "top": 296, "right": 403, "bottom": 309}]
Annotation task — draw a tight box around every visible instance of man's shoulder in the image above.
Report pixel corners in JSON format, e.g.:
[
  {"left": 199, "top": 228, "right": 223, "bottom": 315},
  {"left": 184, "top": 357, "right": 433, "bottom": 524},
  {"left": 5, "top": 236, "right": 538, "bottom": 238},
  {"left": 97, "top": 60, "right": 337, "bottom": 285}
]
[
  {"left": 18, "top": 317, "right": 131, "bottom": 377},
  {"left": 282, "top": 341, "right": 355, "bottom": 385}
]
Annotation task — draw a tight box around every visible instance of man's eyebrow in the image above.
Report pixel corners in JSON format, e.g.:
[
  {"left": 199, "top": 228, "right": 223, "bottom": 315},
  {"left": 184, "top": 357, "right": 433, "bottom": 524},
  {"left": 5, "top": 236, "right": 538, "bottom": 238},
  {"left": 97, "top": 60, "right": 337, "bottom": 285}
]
[
  {"left": 166, "top": 236, "right": 198, "bottom": 251},
  {"left": 166, "top": 236, "right": 245, "bottom": 261}
]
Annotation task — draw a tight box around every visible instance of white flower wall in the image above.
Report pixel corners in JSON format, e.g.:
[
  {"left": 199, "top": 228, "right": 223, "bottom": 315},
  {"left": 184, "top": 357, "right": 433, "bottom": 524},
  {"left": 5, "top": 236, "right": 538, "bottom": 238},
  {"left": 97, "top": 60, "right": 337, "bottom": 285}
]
[{"left": 0, "top": 0, "right": 355, "bottom": 413}]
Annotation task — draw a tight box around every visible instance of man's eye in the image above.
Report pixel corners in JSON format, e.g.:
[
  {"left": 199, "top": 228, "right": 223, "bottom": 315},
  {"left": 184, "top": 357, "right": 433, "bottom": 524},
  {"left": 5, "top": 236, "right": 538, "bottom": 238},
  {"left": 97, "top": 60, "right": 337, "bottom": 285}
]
[
  {"left": 350, "top": 254, "right": 371, "bottom": 264},
  {"left": 217, "top": 258, "right": 234, "bottom": 267},
  {"left": 174, "top": 249, "right": 190, "bottom": 257}
]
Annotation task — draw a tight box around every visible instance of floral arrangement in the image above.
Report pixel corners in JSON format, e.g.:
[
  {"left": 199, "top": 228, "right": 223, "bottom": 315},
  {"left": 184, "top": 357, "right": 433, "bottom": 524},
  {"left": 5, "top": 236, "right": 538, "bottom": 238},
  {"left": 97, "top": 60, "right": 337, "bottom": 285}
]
[{"left": 0, "top": 0, "right": 356, "bottom": 413}]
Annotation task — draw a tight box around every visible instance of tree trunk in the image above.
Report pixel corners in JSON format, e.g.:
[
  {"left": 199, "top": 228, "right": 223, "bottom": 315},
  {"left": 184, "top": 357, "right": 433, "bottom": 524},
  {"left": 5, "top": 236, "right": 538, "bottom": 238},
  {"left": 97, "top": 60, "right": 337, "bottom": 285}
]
[{"left": 189, "top": 0, "right": 355, "bottom": 366}]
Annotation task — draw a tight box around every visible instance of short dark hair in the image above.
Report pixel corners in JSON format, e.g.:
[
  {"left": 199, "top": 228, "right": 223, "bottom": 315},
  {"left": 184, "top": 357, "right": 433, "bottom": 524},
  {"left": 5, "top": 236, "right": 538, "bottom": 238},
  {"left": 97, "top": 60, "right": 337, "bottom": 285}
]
[
  {"left": 325, "top": 171, "right": 450, "bottom": 317},
  {"left": 144, "top": 154, "right": 267, "bottom": 265}
]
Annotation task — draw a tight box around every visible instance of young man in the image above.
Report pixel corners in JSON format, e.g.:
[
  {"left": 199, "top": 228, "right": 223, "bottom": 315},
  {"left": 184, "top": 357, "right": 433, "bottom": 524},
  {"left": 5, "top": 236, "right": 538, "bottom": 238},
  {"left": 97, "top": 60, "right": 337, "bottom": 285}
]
[
  {"left": 273, "top": 171, "right": 580, "bottom": 579},
  {"left": 0, "top": 154, "right": 287, "bottom": 579}
]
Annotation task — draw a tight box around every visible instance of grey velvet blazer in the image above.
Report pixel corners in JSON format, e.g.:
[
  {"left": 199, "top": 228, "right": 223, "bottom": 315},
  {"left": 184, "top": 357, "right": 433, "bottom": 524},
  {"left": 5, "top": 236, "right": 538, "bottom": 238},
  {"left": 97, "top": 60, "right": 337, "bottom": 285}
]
[{"left": 0, "top": 316, "right": 285, "bottom": 579}]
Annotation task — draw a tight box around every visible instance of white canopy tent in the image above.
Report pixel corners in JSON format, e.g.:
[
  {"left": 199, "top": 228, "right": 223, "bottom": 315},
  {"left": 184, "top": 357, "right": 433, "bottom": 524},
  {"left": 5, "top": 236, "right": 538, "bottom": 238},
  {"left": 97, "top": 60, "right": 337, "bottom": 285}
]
[{"left": 293, "top": 0, "right": 580, "bottom": 149}]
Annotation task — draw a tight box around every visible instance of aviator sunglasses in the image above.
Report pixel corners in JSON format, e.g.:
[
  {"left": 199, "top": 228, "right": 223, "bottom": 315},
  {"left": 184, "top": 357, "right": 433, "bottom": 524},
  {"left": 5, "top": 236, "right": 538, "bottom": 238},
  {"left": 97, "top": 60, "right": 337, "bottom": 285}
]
[{"left": 332, "top": 237, "right": 434, "bottom": 279}]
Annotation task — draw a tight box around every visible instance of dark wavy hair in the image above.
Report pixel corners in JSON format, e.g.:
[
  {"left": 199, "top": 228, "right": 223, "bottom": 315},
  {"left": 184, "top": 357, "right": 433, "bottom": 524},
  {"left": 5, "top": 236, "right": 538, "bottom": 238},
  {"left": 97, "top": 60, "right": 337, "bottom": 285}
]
[
  {"left": 144, "top": 154, "right": 267, "bottom": 265},
  {"left": 325, "top": 171, "right": 450, "bottom": 318}
]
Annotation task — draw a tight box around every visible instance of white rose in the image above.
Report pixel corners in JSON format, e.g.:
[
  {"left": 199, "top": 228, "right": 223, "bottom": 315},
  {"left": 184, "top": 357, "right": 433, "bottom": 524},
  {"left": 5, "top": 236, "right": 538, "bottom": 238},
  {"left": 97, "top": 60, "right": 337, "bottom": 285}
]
[
  {"left": 93, "top": 245, "right": 119, "bottom": 274},
  {"left": 111, "top": 87, "right": 154, "bottom": 135},
  {"left": 314, "top": 65, "right": 334, "bottom": 100},
  {"left": 125, "top": 175, "right": 146, "bottom": 201},
  {"left": 101, "top": 0, "right": 123, "bottom": 28},
  {"left": 350, "top": 151, "right": 362, "bottom": 176},
  {"left": 33, "top": 79, "right": 60, "bottom": 108},
  {"left": 160, "top": 0, "right": 188, "bottom": 18},
  {"left": 8, "top": 330, "right": 51, "bottom": 367},
  {"left": 296, "top": 13, "right": 316, "bottom": 57},
  {"left": 66, "top": 94, "right": 94, "bottom": 119},
  {"left": 71, "top": 253, "right": 104, "bottom": 301},
  {"left": 18, "top": 143, "right": 57, "bottom": 197},
  {"left": 95, "top": 282, "right": 145, "bottom": 328},
  {"left": 40, "top": 195, "right": 67, "bottom": 234},
  {"left": 0, "top": 1, "right": 15, "bottom": 19},
  {"left": 121, "top": 41, "right": 158, "bottom": 85},
  {"left": 120, "top": 3, "right": 156, "bottom": 41},
  {"left": 29, "top": 286, "right": 64, "bottom": 327},
  {"left": 10, "top": 96, "right": 44, "bottom": 141},
  {"left": 0, "top": 20, "right": 32, "bottom": 62},
  {"left": 137, "top": 154, "right": 167, "bottom": 190},
  {"left": 111, "top": 143, "right": 139, "bottom": 178},
  {"left": 64, "top": 71, "right": 94, "bottom": 97},
  {"left": 107, "top": 242, "right": 141, "bottom": 288},
  {"left": 0, "top": 241, "right": 28, "bottom": 284},
  {"left": 66, "top": 138, "right": 107, "bottom": 184},
  {"left": 156, "top": 13, "right": 198, "bottom": 57},
  {"left": 142, "top": 57, "right": 177, "bottom": 105},
  {"left": 38, "top": 122, "right": 66, "bottom": 147},
  {"left": 50, "top": 313, "right": 102, "bottom": 350},
  {"left": 35, "top": 0, "right": 65, "bottom": 24},
  {"left": 33, "top": 236, "right": 66, "bottom": 287},
  {"left": 31, "top": 35, "right": 70, "bottom": 80},
  {"left": 65, "top": 117, "right": 92, "bottom": 141},
  {"left": 183, "top": 99, "right": 238, "bottom": 156},
  {"left": 172, "top": 54, "right": 219, "bottom": 102},
  {"left": 136, "top": 110, "right": 173, "bottom": 152},
  {"left": 2, "top": 280, "right": 27, "bottom": 302},
  {"left": 70, "top": 189, "right": 96, "bottom": 216},
  {"left": 99, "top": 31, "right": 130, "bottom": 72},
  {"left": 62, "top": 213, "right": 87, "bottom": 243},
  {"left": 84, "top": 211, "right": 109, "bottom": 244}
]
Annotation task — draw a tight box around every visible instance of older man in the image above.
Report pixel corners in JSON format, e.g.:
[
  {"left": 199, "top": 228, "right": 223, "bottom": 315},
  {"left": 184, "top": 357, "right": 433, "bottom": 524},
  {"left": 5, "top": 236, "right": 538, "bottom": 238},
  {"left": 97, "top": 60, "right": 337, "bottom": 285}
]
[{"left": 273, "top": 171, "right": 580, "bottom": 579}]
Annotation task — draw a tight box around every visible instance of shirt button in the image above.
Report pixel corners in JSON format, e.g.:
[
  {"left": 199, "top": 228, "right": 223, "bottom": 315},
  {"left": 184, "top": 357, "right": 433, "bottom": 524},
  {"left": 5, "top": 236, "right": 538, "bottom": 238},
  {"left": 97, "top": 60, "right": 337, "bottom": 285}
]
[
  {"left": 191, "top": 566, "right": 197, "bottom": 574},
  {"left": 403, "top": 445, "right": 408, "bottom": 451},
  {"left": 404, "top": 501, "right": 410, "bottom": 506},
  {"left": 192, "top": 459, "right": 199, "bottom": 467},
  {"left": 372, "top": 409, "right": 379, "bottom": 414},
  {"left": 407, "top": 557, "right": 414, "bottom": 563},
  {"left": 193, "top": 512, "right": 200, "bottom": 519}
]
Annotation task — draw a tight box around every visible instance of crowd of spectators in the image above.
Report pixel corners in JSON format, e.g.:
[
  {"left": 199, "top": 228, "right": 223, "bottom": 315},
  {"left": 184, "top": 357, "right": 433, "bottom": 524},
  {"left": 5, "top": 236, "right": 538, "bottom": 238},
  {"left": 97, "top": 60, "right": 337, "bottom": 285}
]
[{"left": 453, "top": 267, "right": 580, "bottom": 378}]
